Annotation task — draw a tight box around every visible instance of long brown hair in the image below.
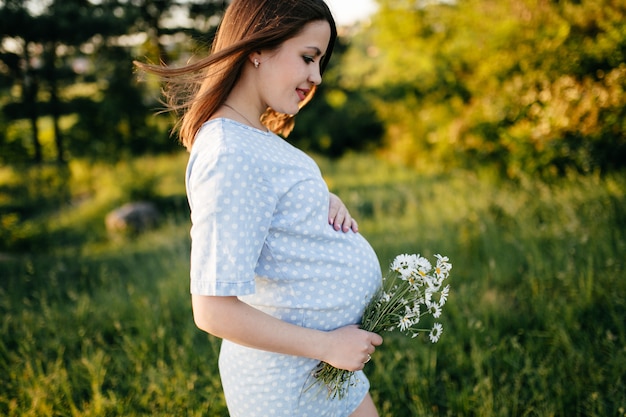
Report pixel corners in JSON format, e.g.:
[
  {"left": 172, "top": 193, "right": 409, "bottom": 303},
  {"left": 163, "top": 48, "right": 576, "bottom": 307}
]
[{"left": 134, "top": 0, "right": 337, "bottom": 151}]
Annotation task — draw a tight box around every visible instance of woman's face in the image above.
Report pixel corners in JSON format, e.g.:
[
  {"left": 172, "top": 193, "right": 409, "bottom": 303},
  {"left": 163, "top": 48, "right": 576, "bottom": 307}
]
[{"left": 256, "top": 20, "right": 331, "bottom": 116}]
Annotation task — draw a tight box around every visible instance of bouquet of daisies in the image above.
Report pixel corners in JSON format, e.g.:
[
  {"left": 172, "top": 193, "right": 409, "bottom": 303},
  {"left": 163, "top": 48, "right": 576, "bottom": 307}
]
[{"left": 313, "top": 253, "right": 452, "bottom": 399}]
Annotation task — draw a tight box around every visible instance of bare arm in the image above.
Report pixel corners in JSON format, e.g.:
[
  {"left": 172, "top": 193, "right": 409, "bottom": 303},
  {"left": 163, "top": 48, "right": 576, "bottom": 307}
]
[{"left": 192, "top": 295, "right": 382, "bottom": 371}]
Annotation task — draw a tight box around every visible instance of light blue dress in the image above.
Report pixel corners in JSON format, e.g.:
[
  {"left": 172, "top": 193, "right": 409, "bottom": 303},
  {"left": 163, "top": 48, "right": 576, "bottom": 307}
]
[{"left": 186, "top": 119, "right": 382, "bottom": 417}]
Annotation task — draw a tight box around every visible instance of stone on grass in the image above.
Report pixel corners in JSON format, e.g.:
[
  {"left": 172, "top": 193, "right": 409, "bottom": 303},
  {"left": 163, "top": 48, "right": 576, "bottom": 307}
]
[{"left": 105, "top": 201, "right": 160, "bottom": 235}]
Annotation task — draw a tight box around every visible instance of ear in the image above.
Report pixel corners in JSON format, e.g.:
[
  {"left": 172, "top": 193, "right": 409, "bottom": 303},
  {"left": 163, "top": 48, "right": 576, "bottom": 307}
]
[{"left": 249, "top": 51, "right": 262, "bottom": 68}]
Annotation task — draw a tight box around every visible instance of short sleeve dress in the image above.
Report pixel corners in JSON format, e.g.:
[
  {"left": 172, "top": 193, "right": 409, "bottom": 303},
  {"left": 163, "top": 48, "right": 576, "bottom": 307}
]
[{"left": 186, "top": 119, "right": 382, "bottom": 417}]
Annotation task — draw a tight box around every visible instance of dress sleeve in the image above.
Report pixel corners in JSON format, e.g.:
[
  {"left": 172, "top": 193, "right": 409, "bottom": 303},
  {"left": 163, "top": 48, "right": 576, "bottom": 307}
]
[{"left": 186, "top": 143, "right": 276, "bottom": 296}]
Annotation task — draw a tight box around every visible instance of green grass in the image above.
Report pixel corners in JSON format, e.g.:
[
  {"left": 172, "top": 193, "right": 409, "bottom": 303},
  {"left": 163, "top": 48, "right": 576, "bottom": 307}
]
[{"left": 1, "top": 152, "right": 624, "bottom": 416}]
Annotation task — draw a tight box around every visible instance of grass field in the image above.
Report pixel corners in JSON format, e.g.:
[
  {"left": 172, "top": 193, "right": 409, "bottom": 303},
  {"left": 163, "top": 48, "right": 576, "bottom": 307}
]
[{"left": 1, "top": 152, "right": 624, "bottom": 416}]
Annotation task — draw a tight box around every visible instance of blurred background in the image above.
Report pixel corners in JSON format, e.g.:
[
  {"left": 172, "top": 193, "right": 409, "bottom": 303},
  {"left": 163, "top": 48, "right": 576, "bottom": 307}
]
[
  {"left": 1, "top": 1, "right": 624, "bottom": 416},
  {"left": 1, "top": 0, "right": 624, "bottom": 174}
]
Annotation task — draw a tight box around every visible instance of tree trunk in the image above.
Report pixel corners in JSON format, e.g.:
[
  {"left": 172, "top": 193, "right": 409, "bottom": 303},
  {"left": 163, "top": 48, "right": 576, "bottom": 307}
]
[
  {"left": 45, "top": 41, "right": 65, "bottom": 164},
  {"left": 24, "top": 42, "right": 42, "bottom": 163},
  {"left": 28, "top": 102, "right": 42, "bottom": 163},
  {"left": 50, "top": 80, "right": 64, "bottom": 164}
]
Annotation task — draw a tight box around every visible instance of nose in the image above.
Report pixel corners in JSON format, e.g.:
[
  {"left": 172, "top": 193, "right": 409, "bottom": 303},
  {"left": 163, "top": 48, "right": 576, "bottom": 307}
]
[{"left": 308, "top": 64, "right": 322, "bottom": 86}]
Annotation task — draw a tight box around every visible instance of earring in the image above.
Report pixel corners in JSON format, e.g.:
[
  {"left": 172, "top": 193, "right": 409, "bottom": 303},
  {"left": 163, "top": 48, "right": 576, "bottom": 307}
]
[{"left": 254, "top": 59, "right": 260, "bottom": 68}]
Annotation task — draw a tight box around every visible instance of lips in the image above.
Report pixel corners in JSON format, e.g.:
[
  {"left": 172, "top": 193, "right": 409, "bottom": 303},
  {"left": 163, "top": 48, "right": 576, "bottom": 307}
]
[{"left": 296, "top": 88, "right": 310, "bottom": 101}]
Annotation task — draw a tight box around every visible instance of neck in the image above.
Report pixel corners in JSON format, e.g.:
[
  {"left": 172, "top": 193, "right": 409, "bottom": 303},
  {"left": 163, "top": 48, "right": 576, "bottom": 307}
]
[
  {"left": 224, "top": 100, "right": 267, "bottom": 131},
  {"left": 222, "top": 69, "right": 268, "bottom": 130}
]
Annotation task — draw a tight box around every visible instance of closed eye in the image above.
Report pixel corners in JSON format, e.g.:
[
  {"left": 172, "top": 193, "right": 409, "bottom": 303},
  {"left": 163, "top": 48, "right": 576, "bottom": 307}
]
[{"left": 303, "top": 55, "right": 315, "bottom": 64}]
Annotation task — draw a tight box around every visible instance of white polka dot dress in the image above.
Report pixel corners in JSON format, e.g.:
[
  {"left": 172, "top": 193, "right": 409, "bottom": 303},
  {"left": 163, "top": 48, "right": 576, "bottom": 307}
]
[{"left": 186, "top": 119, "right": 382, "bottom": 417}]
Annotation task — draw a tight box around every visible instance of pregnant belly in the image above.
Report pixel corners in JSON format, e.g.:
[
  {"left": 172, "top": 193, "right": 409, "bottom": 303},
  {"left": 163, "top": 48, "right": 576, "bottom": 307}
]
[{"left": 246, "top": 232, "right": 382, "bottom": 331}]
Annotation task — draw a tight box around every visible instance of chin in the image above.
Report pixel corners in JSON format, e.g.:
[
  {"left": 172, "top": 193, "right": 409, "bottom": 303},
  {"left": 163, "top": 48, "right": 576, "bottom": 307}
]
[
  {"left": 274, "top": 99, "right": 302, "bottom": 116},
  {"left": 274, "top": 106, "right": 300, "bottom": 116}
]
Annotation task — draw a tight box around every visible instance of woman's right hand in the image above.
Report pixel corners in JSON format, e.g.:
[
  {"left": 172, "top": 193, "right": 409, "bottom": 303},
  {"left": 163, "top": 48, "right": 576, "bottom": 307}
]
[
  {"left": 321, "top": 325, "right": 383, "bottom": 371},
  {"left": 192, "top": 295, "right": 383, "bottom": 370}
]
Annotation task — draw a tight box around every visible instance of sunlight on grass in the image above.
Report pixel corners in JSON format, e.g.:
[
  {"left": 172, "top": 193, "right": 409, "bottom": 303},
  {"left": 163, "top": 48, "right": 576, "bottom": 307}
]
[{"left": 1, "top": 153, "right": 625, "bottom": 416}]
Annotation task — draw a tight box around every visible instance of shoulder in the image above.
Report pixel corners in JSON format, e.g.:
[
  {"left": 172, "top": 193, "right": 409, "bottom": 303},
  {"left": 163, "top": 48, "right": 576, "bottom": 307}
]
[
  {"left": 187, "top": 119, "right": 275, "bottom": 183},
  {"left": 193, "top": 118, "right": 273, "bottom": 152}
]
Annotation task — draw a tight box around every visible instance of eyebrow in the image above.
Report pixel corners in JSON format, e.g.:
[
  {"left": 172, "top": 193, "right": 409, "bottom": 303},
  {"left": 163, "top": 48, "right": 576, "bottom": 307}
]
[{"left": 305, "top": 47, "right": 323, "bottom": 56}]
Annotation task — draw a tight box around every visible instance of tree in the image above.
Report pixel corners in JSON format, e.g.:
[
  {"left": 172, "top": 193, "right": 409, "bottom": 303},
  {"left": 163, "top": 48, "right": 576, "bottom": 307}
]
[
  {"left": 361, "top": 0, "right": 626, "bottom": 176},
  {"left": 0, "top": 0, "right": 224, "bottom": 164},
  {"left": 0, "top": 0, "right": 133, "bottom": 162},
  {"left": 0, "top": 0, "right": 44, "bottom": 162}
]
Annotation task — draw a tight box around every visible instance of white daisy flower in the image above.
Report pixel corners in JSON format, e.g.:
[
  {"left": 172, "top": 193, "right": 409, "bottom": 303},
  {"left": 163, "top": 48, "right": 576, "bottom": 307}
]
[
  {"left": 429, "top": 323, "right": 443, "bottom": 343},
  {"left": 411, "top": 302, "right": 421, "bottom": 317},
  {"left": 435, "top": 254, "right": 452, "bottom": 273},
  {"left": 427, "top": 279, "right": 442, "bottom": 292},
  {"left": 424, "top": 290, "right": 433, "bottom": 305},
  {"left": 391, "top": 254, "right": 419, "bottom": 278},
  {"left": 416, "top": 255, "right": 432, "bottom": 273},
  {"left": 409, "top": 272, "right": 425, "bottom": 288},
  {"left": 439, "top": 285, "right": 450, "bottom": 306},
  {"left": 434, "top": 254, "right": 449, "bottom": 262},
  {"left": 429, "top": 303, "right": 442, "bottom": 318},
  {"left": 398, "top": 306, "right": 416, "bottom": 331},
  {"left": 314, "top": 252, "right": 452, "bottom": 399}
]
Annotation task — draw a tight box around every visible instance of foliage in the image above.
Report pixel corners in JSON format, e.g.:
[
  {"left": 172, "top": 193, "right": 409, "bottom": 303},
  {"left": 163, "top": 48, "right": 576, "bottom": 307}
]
[
  {"left": 291, "top": 85, "right": 384, "bottom": 157},
  {"left": 0, "top": 0, "right": 223, "bottom": 164},
  {"left": 359, "top": 0, "right": 626, "bottom": 177},
  {"left": 1, "top": 0, "right": 625, "bottom": 177},
  {"left": 290, "top": 35, "right": 384, "bottom": 157},
  {"left": 0, "top": 154, "right": 188, "bottom": 252},
  {"left": 1, "top": 153, "right": 624, "bottom": 416}
]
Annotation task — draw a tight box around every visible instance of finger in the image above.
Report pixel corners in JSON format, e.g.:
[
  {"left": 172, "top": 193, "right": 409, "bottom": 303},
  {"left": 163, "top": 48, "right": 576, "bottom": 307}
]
[
  {"left": 342, "top": 212, "right": 352, "bottom": 232},
  {"left": 328, "top": 193, "right": 341, "bottom": 218},
  {"left": 351, "top": 219, "right": 359, "bottom": 233},
  {"left": 370, "top": 333, "right": 383, "bottom": 346},
  {"left": 333, "top": 209, "right": 346, "bottom": 231}
]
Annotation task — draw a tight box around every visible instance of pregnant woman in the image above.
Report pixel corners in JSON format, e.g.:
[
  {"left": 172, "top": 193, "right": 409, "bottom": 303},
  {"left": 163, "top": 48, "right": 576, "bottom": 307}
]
[{"left": 135, "top": 1, "right": 383, "bottom": 415}]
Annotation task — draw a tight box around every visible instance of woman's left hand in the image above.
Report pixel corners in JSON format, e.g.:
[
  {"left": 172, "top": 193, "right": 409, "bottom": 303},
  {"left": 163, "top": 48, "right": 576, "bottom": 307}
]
[{"left": 328, "top": 192, "right": 358, "bottom": 233}]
